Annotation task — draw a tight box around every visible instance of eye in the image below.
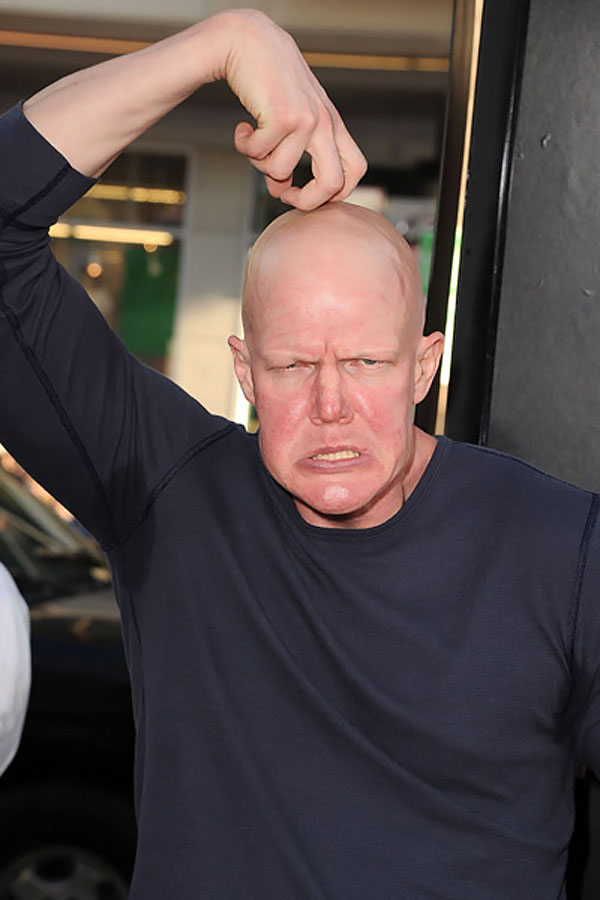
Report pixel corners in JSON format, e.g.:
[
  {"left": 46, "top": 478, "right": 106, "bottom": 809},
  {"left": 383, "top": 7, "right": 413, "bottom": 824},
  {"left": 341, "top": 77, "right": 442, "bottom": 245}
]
[
  {"left": 280, "top": 361, "right": 314, "bottom": 372},
  {"left": 350, "top": 358, "right": 383, "bottom": 369},
  {"left": 346, "top": 358, "right": 387, "bottom": 374}
]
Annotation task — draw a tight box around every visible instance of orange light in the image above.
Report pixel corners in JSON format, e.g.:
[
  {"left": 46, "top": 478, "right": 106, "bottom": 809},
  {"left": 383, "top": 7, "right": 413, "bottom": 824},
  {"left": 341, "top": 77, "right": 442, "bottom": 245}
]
[
  {"left": 86, "top": 184, "right": 186, "bottom": 204},
  {"left": 86, "top": 262, "right": 103, "bottom": 278},
  {"left": 0, "top": 29, "right": 147, "bottom": 54},
  {"left": 0, "top": 28, "right": 449, "bottom": 73},
  {"left": 49, "top": 222, "right": 174, "bottom": 246},
  {"left": 304, "top": 52, "right": 449, "bottom": 73}
]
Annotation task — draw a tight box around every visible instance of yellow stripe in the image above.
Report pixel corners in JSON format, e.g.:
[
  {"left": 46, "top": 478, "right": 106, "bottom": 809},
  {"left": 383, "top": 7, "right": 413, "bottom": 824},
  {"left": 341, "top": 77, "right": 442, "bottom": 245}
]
[
  {"left": 0, "top": 29, "right": 448, "bottom": 73},
  {"left": 49, "top": 223, "right": 174, "bottom": 245}
]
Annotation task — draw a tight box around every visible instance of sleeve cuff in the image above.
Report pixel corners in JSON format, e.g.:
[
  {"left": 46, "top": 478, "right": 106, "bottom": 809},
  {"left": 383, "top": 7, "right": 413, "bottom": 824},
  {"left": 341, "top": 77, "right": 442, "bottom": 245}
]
[{"left": 0, "top": 103, "right": 96, "bottom": 229}]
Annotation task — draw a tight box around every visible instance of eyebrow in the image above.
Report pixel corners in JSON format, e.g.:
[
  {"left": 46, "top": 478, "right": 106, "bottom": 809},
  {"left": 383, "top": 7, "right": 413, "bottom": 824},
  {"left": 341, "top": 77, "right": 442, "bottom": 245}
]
[{"left": 261, "top": 348, "right": 400, "bottom": 362}]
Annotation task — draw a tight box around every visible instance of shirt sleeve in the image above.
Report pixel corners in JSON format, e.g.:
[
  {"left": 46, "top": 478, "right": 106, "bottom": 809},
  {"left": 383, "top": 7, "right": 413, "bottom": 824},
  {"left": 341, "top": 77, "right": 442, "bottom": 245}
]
[
  {"left": 0, "top": 104, "right": 233, "bottom": 549},
  {"left": 569, "top": 494, "right": 600, "bottom": 773}
]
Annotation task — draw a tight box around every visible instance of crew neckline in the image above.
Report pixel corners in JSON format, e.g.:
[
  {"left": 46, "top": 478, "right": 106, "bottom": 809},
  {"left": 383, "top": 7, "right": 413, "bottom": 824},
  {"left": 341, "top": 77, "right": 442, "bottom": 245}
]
[{"left": 258, "top": 434, "right": 453, "bottom": 543}]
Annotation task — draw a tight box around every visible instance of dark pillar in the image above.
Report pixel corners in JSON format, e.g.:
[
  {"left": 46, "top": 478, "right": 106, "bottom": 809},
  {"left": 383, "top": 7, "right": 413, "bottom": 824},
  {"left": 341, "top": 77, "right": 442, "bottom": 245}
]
[
  {"left": 445, "top": 0, "right": 600, "bottom": 494},
  {"left": 486, "top": 0, "right": 600, "bottom": 490}
]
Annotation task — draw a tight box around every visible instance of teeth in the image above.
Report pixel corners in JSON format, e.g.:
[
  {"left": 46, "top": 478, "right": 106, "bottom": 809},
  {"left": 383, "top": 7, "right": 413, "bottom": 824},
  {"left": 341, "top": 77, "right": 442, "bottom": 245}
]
[{"left": 312, "top": 450, "right": 360, "bottom": 461}]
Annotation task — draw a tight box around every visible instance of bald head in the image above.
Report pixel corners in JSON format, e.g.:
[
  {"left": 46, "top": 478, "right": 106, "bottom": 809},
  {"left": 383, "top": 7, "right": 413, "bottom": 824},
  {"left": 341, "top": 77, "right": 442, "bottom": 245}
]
[{"left": 242, "top": 201, "right": 425, "bottom": 347}]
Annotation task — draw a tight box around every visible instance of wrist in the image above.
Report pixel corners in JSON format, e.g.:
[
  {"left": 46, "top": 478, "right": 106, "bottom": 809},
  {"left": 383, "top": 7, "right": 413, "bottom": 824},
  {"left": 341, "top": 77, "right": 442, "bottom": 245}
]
[
  {"left": 194, "top": 9, "right": 255, "bottom": 84},
  {"left": 206, "top": 8, "right": 278, "bottom": 83}
]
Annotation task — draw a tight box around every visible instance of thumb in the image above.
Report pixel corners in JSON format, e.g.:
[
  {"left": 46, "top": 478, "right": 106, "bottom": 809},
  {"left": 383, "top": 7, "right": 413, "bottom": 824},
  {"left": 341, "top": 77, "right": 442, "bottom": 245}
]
[
  {"left": 234, "top": 121, "right": 263, "bottom": 159},
  {"left": 234, "top": 120, "right": 284, "bottom": 161}
]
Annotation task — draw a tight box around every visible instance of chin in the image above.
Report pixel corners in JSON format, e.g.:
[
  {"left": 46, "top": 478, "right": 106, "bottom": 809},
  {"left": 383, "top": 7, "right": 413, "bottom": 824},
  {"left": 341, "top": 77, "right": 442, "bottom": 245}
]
[{"left": 295, "top": 482, "right": 377, "bottom": 522}]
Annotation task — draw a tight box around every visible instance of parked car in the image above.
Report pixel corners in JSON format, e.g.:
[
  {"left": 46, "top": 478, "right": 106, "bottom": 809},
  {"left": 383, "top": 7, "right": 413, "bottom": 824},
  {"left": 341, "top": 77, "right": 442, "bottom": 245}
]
[{"left": 0, "top": 466, "right": 136, "bottom": 900}]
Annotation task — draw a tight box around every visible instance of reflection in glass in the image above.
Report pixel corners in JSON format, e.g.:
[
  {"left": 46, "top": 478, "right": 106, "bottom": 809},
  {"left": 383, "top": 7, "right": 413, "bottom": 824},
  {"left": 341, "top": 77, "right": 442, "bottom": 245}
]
[{"left": 50, "top": 150, "right": 187, "bottom": 374}]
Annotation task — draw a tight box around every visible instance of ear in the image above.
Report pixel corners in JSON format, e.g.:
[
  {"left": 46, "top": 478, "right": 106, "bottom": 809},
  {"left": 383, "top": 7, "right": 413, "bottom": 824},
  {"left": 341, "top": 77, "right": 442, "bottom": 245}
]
[
  {"left": 413, "top": 331, "right": 444, "bottom": 405},
  {"left": 228, "top": 335, "right": 256, "bottom": 405}
]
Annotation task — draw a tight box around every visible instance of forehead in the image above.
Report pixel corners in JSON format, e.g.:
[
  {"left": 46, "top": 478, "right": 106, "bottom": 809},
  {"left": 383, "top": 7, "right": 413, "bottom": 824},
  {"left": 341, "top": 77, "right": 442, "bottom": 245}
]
[{"left": 246, "top": 222, "right": 419, "bottom": 351}]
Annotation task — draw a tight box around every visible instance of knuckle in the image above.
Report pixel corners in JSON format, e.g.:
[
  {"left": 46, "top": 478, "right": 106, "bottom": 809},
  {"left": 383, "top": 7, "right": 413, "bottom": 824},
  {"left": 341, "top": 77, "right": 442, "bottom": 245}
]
[
  {"left": 248, "top": 157, "right": 269, "bottom": 175},
  {"left": 279, "top": 97, "right": 320, "bottom": 131},
  {"left": 268, "top": 161, "right": 292, "bottom": 181},
  {"left": 276, "top": 110, "right": 295, "bottom": 132},
  {"left": 267, "top": 182, "right": 285, "bottom": 199},
  {"left": 316, "top": 100, "right": 336, "bottom": 126},
  {"left": 286, "top": 109, "right": 316, "bottom": 134},
  {"left": 322, "top": 172, "right": 345, "bottom": 195},
  {"left": 244, "top": 136, "right": 271, "bottom": 161},
  {"left": 293, "top": 194, "right": 318, "bottom": 212},
  {"left": 305, "top": 194, "right": 328, "bottom": 212}
]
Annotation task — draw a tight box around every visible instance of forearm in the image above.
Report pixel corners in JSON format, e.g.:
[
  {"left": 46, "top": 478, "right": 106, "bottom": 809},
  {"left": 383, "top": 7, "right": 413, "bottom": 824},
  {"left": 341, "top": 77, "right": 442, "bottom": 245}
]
[
  {"left": 22, "top": 11, "right": 237, "bottom": 177},
  {"left": 22, "top": 7, "right": 366, "bottom": 210}
]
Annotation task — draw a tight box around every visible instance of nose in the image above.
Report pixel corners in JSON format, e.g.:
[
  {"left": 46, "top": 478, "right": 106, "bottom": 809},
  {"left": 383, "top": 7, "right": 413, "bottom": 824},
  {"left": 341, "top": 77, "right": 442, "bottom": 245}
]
[{"left": 309, "top": 364, "right": 354, "bottom": 425}]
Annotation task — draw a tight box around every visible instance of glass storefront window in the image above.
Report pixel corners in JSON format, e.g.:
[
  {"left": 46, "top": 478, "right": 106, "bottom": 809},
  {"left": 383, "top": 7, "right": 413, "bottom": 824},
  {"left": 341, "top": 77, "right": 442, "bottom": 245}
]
[{"left": 50, "top": 150, "right": 187, "bottom": 374}]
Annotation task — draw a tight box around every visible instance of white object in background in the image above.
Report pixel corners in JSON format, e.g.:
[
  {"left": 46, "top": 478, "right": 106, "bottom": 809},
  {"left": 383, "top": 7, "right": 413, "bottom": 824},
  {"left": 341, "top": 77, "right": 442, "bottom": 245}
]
[{"left": 0, "top": 563, "right": 31, "bottom": 776}]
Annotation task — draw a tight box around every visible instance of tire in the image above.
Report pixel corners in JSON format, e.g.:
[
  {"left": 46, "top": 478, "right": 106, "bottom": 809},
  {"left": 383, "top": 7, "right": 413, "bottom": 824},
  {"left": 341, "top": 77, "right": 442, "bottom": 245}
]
[{"left": 0, "top": 782, "right": 136, "bottom": 900}]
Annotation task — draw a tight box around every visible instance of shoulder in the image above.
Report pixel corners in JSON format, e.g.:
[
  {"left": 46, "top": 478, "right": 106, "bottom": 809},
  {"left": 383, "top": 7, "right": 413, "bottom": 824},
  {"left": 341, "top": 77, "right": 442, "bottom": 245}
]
[
  {"left": 442, "top": 438, "right": 596, "bottom": 532},
  {"left": 185, "top": 423, "right": 263, "bottom": 489}
]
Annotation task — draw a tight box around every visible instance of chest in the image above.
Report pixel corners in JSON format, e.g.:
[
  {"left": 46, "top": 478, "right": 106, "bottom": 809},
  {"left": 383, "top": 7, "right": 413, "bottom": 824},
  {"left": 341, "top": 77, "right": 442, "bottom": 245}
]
[{"left": 128, "top": 478, "right": 573, "bottom": 780}]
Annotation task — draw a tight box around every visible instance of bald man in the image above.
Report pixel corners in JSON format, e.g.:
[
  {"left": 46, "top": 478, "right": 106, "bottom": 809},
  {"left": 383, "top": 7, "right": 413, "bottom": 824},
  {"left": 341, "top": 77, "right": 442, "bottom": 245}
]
[
  {"left": 1, "top": 9, "right": 599, "bottom": 900},
  {"left": 230, "top": 203, "right": 443, "bottom": 529}
]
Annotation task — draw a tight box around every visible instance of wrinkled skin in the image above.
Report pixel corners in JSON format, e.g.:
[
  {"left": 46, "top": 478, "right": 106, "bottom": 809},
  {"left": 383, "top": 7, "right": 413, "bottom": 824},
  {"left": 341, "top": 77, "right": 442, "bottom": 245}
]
[{"left": 229, "top": 202, "right": 444, "bottom": 529}]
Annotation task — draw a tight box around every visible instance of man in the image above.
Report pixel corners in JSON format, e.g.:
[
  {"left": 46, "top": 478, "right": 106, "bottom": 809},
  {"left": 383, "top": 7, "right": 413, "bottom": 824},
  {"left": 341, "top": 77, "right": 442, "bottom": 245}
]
[{"left": 0, "top": 8, "right": 598, "bottom": 900}]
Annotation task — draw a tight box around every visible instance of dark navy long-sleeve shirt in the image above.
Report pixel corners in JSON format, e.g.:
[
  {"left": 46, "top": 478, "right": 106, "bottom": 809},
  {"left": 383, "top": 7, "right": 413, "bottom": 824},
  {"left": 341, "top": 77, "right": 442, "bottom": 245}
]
[{"left": 2, "top": 103, "right": 600, "bottom": 899}]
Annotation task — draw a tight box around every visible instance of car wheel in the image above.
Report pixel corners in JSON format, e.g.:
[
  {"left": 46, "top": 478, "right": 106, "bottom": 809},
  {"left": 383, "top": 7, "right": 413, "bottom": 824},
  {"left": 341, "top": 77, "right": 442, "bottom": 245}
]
[{"left": 0, "top": 783, "right": 136, "bottom": 900}]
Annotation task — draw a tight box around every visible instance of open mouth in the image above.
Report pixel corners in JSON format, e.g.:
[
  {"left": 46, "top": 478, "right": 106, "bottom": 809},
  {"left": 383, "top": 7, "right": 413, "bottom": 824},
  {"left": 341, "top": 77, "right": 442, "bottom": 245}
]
[{"left": 310, "top": 450, "right": 361, "bottom": 461}]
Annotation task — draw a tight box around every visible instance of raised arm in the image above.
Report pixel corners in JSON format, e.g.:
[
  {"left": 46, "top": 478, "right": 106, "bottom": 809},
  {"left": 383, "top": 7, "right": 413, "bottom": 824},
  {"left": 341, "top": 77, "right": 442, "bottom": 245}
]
[
  {"left": 24, "top": 8, "right": 366, "bottom": 210},
  {"left": 1, "top": 10, "right": 366, "bottom": 548}
]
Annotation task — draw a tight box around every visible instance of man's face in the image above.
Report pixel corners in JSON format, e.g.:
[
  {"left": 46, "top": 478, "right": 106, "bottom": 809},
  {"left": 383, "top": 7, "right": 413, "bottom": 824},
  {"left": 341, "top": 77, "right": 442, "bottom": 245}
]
[{"left": 230, "top": 208, "right": 443, "bottom": 529}]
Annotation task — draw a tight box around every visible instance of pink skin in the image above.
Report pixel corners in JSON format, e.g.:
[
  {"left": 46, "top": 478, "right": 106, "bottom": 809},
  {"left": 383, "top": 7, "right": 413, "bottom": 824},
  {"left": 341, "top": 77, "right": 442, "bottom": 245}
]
[{"left": 229, "top": 203, "right": 444, "bottom": 529}]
